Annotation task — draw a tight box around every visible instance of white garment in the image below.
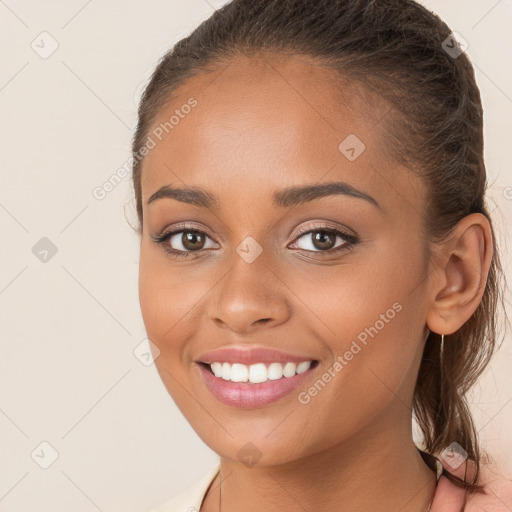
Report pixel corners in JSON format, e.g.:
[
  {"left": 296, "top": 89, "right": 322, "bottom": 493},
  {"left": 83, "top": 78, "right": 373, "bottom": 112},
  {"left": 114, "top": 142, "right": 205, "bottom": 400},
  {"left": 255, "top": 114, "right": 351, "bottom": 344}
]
[{"left": 150, "top": 464, "right": 220, "bottom": 512}]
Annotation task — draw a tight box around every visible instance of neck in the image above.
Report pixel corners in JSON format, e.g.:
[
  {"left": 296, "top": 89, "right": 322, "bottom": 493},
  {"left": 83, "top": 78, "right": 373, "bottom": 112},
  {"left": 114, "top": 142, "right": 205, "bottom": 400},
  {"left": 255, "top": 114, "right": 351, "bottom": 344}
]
[{"left": 207, "top": 410, "right": 436, "bottom": 512}]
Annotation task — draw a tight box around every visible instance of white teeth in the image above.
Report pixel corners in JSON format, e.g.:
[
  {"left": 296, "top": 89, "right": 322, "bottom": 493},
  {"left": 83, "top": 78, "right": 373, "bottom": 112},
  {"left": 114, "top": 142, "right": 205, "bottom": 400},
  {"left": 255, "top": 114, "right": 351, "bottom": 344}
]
[
  {"left": 207, "top": 361, "right": 314, "bottom": 383},
  {"left": 221, "top": 362, "right": 231, "bottom": 380},
  {"left": 211, "top": 362, "right": 223, "bottom": 378},
  {"left": 283, "top": 362, "right": 297, "bottom": 377},
  {"left": 297, "top": 361, "right": 311, "bottom": 374},
  {"left": 249, "top": 363, "right": 267, "bottom": 383},
  {"left": 230, "top": 363, "right": 249, "bottom": 382},
  {"left": 267, "top": 362, "right": 283, "bottom": 380}
]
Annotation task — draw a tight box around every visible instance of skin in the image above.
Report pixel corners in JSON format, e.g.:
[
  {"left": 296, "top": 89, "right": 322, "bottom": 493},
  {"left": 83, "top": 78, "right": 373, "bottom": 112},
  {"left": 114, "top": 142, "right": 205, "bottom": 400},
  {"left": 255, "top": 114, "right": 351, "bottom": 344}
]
[
  {"left": 432, "top": 456, "right": 512, "bottom": 511},
  {"left": 137, "top": 53, "right": 493, "bottom": 512}
]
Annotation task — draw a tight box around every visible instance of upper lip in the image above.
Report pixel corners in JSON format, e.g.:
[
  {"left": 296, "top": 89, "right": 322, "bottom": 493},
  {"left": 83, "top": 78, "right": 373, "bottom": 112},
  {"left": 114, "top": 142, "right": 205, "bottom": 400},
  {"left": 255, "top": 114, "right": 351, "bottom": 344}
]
[{"left": 195, "top": 346, "right": 317, "bottom": 365}]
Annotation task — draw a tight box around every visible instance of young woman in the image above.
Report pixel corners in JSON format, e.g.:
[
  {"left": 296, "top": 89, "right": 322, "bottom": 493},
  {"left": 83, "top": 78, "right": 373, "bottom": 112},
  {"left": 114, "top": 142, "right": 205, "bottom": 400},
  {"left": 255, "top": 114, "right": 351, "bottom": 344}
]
[{"left": 131, "top": 1, "right": 511, "bottom": 510}]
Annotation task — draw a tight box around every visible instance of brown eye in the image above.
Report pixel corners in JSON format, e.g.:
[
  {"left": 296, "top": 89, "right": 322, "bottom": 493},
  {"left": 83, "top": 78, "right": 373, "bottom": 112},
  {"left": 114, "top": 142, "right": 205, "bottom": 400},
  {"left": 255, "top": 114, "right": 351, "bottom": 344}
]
[
  {"left": 290, "top": 226, "right": 358, "bottom": 254},
  {"left": 167, "top": 229, "right": 218, "bottom": 253},
  {"left": 152, "top": 227, "right": 219, "bottom": 257},
  {"left": 181, "top": 231, "right": 206, "bottom": 251},
  {"left": 309, "top": 231, "right": 337, "bottom": 250}
]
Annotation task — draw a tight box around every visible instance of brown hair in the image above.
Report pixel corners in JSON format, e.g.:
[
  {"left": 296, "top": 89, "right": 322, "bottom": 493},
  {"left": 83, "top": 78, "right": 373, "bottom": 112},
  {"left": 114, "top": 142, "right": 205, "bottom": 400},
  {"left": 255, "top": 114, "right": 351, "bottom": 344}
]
[{"left": 131, "top": 0, "right": 508, "bottom": 495}]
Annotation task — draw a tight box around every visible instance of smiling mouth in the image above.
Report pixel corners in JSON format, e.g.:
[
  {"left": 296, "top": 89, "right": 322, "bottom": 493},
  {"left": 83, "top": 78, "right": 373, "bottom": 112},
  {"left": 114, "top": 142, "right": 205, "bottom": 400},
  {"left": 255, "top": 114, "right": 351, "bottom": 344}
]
[{"left": 198, "top": 360, "right": 319, "bottom": 384}]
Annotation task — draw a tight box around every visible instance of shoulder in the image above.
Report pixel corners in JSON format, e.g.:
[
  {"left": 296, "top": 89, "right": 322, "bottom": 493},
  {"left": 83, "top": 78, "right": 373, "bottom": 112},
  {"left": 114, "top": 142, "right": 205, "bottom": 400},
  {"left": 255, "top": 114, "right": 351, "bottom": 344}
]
[
  {"left": 430, "top": 454, "right": 512, "bottom": 512},
  {"left": 465, "top": 466, "right": 512, "bottom": 512},
  {"left": 148, "top": 464, "right": 220, "bottom": 512}
]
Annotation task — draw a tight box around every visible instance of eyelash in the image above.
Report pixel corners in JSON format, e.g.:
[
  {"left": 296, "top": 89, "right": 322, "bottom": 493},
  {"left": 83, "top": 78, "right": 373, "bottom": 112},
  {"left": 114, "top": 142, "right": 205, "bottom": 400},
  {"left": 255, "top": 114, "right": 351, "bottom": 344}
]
[{"left": 151, "top": 223, "right": 359, "bottom": 259}]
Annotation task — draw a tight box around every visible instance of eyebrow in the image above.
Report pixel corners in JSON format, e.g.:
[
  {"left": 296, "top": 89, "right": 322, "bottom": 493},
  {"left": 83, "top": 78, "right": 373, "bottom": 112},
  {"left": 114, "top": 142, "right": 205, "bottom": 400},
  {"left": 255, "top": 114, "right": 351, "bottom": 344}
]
[{"left": 147, "top": 181, "right": 381, "bottom": 210}]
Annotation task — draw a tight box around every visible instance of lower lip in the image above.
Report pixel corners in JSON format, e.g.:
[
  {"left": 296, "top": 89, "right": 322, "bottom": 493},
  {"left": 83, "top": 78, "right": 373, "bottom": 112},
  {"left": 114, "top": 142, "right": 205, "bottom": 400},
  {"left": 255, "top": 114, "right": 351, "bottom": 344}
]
[{"left": 197, "top": 363, "right": 317, "bottom": 408}]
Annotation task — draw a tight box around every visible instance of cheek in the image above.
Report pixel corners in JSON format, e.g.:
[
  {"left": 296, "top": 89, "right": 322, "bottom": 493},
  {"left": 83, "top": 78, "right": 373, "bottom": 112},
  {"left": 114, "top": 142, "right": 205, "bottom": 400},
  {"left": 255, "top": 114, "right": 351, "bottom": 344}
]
[
  {"left": 288, "top": 238, "right": 425, "bottom": 424},
  {"left": 138, "top": 245, "right": 195, "bottom": 359},
  {"left": 138, "top": 241, "right": 222, "bottom": 369},
  {"left": 288, "top": 300, "right": 422, "bottom": 456},
  {"left": 137, "top": 247, "right": 203, "bottom": 414},
  {"left": 288, "top": 232, "right": 422, "bottom": 349}
]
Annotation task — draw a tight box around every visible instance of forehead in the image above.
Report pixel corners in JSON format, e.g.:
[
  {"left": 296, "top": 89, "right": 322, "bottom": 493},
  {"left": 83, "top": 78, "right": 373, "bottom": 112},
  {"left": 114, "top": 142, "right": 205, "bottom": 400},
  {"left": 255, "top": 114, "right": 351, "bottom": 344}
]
[{"left": 139, "top": 53, "right": 423, "bottom": 214}]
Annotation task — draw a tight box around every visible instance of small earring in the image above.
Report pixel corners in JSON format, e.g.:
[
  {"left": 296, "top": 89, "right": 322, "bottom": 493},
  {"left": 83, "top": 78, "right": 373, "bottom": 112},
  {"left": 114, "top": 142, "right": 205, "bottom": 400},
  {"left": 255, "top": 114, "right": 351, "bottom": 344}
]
[{"left": 440, "top": 333, "right": 445, "bottom": 365}]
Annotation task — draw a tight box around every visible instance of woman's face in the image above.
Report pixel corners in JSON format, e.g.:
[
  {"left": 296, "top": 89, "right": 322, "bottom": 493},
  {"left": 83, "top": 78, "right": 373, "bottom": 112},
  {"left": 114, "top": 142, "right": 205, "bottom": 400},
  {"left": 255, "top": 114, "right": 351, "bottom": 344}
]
[{"left": 138, "top": 54, "right": 433, "bottom": 464}]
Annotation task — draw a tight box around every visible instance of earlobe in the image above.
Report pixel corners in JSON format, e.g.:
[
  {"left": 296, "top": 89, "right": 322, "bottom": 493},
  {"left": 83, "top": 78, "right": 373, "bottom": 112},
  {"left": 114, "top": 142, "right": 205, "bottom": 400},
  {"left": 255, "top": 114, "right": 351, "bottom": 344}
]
[{"left": 426, "top": 213, "right": 493, "bottom": 335}]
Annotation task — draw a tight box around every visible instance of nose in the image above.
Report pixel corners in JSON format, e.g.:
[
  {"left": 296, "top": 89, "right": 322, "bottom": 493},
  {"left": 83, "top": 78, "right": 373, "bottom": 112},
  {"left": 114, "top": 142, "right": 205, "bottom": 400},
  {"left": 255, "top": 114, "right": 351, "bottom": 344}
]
[{"left": 210, "top": 253, "right": 291, "bottom": 334}]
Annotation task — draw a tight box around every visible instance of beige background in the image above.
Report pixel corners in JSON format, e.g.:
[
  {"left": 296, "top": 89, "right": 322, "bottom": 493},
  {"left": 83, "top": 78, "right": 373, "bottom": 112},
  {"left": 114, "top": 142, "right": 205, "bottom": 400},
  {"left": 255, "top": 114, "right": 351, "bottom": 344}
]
[{"left": 0, "top": 1, "right": 511, "bottom": 511}]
